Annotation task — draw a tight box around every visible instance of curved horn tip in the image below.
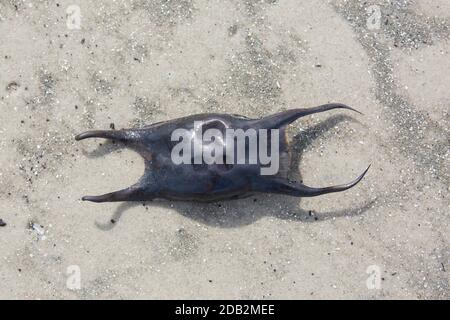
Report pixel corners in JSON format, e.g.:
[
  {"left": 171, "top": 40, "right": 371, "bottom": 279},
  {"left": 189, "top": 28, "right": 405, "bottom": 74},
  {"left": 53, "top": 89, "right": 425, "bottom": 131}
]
[
  {"left": 74, "top": 132, "right": 90, "bottom": 141},
  {"left": 338, "top": 104, "right": 363, "bottom": 115},
  {"left": 355, "top": 164, "right": 371, "bottom": 183},
  {"left": 81, "top": 195, "right": 102, "bottom": 203},
  {"left": 348, "top": 107, "right": 363, "bottom": 115}
]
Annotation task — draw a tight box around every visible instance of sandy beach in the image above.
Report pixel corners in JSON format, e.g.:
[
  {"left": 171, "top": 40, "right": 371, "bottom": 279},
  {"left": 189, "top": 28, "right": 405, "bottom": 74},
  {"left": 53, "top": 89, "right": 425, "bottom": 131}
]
[{"left": 0, "top": 0, "right": 448, "bottom": 299}]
